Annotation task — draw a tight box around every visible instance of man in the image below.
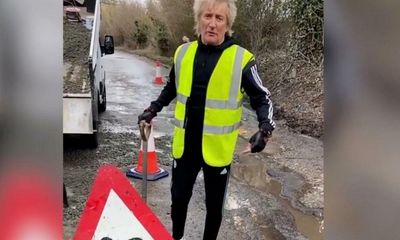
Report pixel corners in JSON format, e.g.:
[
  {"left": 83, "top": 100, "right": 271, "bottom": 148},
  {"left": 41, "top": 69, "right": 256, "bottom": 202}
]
[{"left": 138, "top": 0, "right": 275, "bottom": 239}]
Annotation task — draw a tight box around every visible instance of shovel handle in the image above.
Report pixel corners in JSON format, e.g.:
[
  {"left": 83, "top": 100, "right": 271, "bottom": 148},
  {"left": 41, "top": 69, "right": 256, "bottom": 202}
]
[
  {"left": 139, "top": 121, "right": 151, "bottom": 142},
  {"left": 138, "top": 121, "right": 151, "bottom": 202}
]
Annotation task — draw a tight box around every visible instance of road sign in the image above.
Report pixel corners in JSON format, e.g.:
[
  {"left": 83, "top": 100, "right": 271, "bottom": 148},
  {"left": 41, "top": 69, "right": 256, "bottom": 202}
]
[{"left": 73, "top": 164, "right": 172, "bottom": 240}]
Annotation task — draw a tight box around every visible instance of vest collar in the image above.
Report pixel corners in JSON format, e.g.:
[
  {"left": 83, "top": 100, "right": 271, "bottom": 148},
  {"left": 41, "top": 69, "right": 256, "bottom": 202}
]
[{"left": 197, "top": 34, "right": 235, "bottom": 52}]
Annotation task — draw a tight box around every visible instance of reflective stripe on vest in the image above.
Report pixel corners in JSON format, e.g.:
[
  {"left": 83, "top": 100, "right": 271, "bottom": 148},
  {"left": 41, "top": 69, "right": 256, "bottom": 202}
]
[
  {"left": 176, "top": 93, "right": 243, "bottom": 110},
  {"left": 172, "top": 118, "right": 241, "bottom": 135},
  {"left": 172, "top": 41, "right": 253, "bottom": 166},
  {"left": 174, "top": 43, "right": 191, "bottom": 91}
]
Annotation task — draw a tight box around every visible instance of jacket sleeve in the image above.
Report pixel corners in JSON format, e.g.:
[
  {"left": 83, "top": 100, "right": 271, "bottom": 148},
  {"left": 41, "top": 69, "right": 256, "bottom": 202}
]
[
  {"left": 149, "top": 65, "right": 177, "bottom": 112},
  {"left": 241, "top": 60, "right": 276, "bottom": 132}
]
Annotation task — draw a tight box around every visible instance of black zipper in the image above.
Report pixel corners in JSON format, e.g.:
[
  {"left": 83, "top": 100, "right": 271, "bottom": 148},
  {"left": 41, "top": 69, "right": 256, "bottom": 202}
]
[{"left": 183, "top": 97, "right": 191, "bottom": 128}]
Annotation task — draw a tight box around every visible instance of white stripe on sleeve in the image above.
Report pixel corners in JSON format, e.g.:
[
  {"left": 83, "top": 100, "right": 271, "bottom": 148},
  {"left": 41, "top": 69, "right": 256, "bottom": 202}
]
[
  {"left": 250, "top": 65, "right": 275, "bottom": 128},
  {"left": 251, "top": 66, "right": 271, "bottom": 96}
]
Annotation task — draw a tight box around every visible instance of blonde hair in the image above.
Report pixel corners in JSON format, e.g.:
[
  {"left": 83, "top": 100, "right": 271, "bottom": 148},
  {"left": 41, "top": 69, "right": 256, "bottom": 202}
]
[{"left": 193, "top": 0, "right": 237, "bottom": 37}]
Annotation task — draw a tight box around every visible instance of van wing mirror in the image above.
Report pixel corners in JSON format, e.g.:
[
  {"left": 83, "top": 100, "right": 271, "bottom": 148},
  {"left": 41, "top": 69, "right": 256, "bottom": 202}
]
[{"left": 104, "top": 35, "right": 114, "bottom": 55}]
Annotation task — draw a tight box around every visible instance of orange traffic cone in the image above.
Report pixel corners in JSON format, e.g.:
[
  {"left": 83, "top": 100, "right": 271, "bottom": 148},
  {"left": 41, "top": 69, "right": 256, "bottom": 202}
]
[
  {"left": 154, "top": 59, "right": 164, "bottom": 85},
  {"left": 126, "top": 124, "right": 169, "bottom": 181}
]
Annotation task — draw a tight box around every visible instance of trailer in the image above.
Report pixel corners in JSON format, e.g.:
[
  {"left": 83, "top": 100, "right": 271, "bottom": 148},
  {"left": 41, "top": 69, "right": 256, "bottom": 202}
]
[{"left": 63, "top": 0, "right": 114, "bottom": 147}]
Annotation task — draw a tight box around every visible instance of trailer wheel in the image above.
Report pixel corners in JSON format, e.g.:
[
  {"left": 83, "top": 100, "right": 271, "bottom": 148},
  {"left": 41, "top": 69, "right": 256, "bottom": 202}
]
[
  {"left": 63, "top": 183, "right": 68, "bottom": 208},
  {"left": 87, "top": 131, "right": 98, "bottom": 148},
  {"left": 88, "top": 102, "right": 99, "bottom": 148},
  {"left": 87, "top": 121, "right": 98, "bottom": 148}
]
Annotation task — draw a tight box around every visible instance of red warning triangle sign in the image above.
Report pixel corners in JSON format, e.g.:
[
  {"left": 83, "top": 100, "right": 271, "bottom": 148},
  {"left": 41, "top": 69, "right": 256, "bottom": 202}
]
[{"left": 73, "top": 164, "right": 172, "bottom": 240}]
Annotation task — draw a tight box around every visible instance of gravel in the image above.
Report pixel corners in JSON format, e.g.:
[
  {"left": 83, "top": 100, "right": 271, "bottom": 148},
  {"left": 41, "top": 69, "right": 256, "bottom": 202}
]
[{"left": 63, "top": 18, "right": 91, "bottom": 94}]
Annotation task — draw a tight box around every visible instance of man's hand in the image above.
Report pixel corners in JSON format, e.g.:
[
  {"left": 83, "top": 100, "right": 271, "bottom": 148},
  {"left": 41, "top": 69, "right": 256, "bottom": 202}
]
[
  {"left": 137, "top": 107, "right": 157, "bottom": 124},
  {"left": 249, "top": 130, "right": 271, "bottom": 153}
]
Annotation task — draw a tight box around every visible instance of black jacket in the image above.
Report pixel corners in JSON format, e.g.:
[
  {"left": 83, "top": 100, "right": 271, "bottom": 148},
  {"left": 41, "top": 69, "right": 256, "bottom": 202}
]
[{"left": 150, "top": 36, "right": 275, "bottom": 155}]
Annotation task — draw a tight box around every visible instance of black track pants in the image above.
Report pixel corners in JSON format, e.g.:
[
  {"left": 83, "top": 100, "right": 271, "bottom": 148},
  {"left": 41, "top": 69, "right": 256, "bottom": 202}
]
[{"left": 170, "top": 155, "right": 230, "bottom": 240}]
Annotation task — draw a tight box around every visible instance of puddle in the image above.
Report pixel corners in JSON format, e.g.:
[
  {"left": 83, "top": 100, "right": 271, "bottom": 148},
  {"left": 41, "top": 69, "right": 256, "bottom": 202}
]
[{"left": 233, "top": 140, "right": 323, "bottom": 240}]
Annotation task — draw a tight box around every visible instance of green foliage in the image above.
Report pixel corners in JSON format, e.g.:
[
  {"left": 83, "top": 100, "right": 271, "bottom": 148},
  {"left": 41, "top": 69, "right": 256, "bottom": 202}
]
[
  {"left": 156, "top": 22, "right": 171, "bottom": 55},
  {"left": 145, "top": 0, "right": 173, "bottom": 55},
  {"left": 133, "top": 20, "right": 149, "bottom": 48}
]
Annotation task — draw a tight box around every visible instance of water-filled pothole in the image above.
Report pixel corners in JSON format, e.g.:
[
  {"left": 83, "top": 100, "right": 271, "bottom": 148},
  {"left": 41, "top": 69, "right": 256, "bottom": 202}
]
[{"left": 233, "top": 138, "right": 323, "bottom": 239}]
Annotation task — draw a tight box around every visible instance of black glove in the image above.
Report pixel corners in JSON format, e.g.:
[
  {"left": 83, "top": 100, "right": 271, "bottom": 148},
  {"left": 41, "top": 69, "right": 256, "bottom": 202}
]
[
  {"left": 137, "top": 107, "right": 157, "bottom": 124},
  {"left": 249, "top": 128, "right": 272, "bottom": 153}
]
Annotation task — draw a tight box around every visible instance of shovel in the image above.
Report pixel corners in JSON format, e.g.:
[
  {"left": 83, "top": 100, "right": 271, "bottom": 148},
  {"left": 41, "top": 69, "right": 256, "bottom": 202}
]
[{"left": 139, "top": 121, "right": 151, "bottom": 202}]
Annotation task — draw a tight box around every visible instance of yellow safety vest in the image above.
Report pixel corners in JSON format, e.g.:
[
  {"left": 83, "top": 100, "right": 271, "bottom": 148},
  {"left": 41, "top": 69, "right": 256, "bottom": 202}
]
[{"left": 172, "top": 41, "right": 254, "bottom": 167}]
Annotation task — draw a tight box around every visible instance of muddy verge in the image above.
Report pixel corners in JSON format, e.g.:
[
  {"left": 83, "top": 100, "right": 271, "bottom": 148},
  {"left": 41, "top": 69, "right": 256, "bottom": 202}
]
[{"left": 266, "top": 65, "right": 324, "bottom": 139}]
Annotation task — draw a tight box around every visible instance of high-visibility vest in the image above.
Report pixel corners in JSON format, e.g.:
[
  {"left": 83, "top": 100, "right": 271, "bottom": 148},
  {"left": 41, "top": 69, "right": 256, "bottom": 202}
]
[{"left": 172, "top": 41, "right": 254, "bottom": 167}]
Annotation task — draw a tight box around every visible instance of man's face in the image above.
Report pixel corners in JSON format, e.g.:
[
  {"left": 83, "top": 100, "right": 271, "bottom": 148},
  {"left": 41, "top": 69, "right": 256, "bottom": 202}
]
[{"left": 199, "top": 3, "right": 229, "bottom": 46}]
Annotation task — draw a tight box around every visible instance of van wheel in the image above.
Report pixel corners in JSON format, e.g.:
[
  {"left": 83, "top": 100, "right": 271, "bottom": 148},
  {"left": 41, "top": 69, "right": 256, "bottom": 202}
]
[{"left": 99, "top": 86, "right": 106, "bottom": 112}]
